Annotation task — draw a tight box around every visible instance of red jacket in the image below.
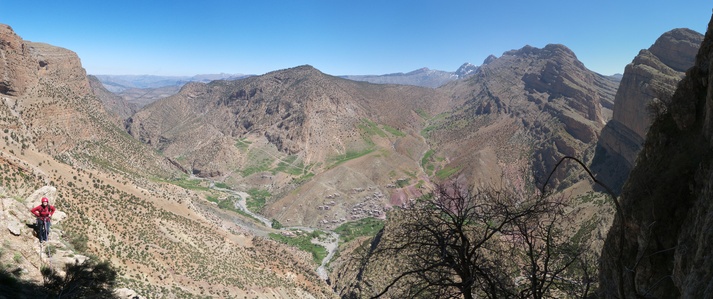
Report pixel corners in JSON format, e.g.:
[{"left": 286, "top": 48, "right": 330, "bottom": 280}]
[{"left": 31, "top": 204, "right": 55, "bottom": 220}]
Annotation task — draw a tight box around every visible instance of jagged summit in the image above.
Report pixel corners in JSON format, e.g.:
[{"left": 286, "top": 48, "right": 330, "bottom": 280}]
[
  {"left": 503, "top": 44, "right": 579, "bottom": 62},
  {"left": 482, "top": 54, "right": 497, "bottom": 65},
  {"left": 455, "top": 62, "right": 478, "bottom": 78},
  {"left": 431, "top": 43, "right": 619, "bottom": 188}
]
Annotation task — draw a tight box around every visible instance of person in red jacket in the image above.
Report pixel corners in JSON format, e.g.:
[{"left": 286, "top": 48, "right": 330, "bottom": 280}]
[{"left": 31, "top": 197, "right": 55, "bottom": 242}]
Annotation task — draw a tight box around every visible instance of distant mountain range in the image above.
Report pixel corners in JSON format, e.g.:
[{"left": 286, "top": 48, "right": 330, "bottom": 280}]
[
  {"left": 94, "top": 66, "right": 470, "bottom": 110},
  {"left": 94, "top": 73, "right": 250, "bottom": 92},
  {"left": 95, "top": 65, "right": 476, "bottom": 92}
]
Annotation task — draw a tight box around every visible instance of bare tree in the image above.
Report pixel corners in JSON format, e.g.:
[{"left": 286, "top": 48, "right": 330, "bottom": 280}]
[
  {"left": 508, "top": 193, "right": 590, "bottom": 299},
  {"left": 354, "top": 182, "right": 591, "bottom": 299}
]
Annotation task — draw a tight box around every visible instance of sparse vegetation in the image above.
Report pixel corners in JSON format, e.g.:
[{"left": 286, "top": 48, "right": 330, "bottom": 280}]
[
  {"left": 334, "top": 217, "right": 384, "bottom": 244},
  {"left": 273, "top": 155, "right": 310, "bottom": 176},
  {"left": 165, "top": 177, "right": 210, "bottom": 191},
  {"left": 435, "top": 165, "right": 462, "bottom": 179},
  {"left": 246, "top": 188, "right": 270, "bottom": 212},
  {"left": 328, "top": 148, "right": 375, "bottom": 168},
  {"left": 382, "top": 125, "right": 406, "bottom": 137},
  {"left": 415, "top": 108, "right": 429, "bottom": 119},
  {"left": 269, "top": 231, "right": 328, "bottom": 264},
  {"left": 213, "top": 182, "right": 230, "bottom": 189},
  {"left": 234, "top": 138, "right": 252, "bottom": 150},
  {"left": 359, "top": 118, "right": 387, "bottom": 138}
]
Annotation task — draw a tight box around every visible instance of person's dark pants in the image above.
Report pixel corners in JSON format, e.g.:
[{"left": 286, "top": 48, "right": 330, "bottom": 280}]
[{"left": 36, "top": 218, "right": 51, "bottom": 242}]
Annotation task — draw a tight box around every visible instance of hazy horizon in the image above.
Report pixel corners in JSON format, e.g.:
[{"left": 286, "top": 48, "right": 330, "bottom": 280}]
[{"left": 3, "top": 0, "right": 712, "bottom": 77}]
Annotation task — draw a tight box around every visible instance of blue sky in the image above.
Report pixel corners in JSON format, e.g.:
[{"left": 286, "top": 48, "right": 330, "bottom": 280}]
[{"left": 2, "top": 1, "right": 711, "bottom": 76}]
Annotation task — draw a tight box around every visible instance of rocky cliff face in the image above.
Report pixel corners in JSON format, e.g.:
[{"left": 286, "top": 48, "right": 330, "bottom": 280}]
[
  {"left": 435, "top": 44, "right": 618, "bottom": 188},
  {"left": 0, "top": 24, "right": 91, "bottom": 98},
  {"left": 0, "top": 23, "right": 174, "bottom": 176},
  {"left": 593, "top": 29, "right": 703, "bottom": 193},
  {"left": 599, "top": 16, "right": 713, "bottom": 298}
]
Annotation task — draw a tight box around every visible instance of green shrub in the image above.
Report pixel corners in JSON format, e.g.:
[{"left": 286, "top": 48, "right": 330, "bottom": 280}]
[
  {"left": 269, "top": 232, "right": 327, "bottom": 264},
  {"left": 334, "top": 218, "right": 385, "bottom": 244}
]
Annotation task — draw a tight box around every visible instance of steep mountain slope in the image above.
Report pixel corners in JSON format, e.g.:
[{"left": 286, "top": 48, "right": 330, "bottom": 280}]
[
  {"left": 599, "top": 14, "right": 713, "bottom": 298},
  {"left": 125, "top": 43, "right": 620, "bottom": 233},
  {"left": 433, "top": 44, "right": 619, "bottom": 188},
  {"left": 0, "top": 24, "right": 336, "bottom": 298},
  {"left": 327, "top": 44, "right": 621, "bottom": 297},
  {"left": 592, "top": 28, "right": 703, "bottom": 193},
  {"left": 88, "top": 75, "right": 136, "bottom": 125},
  {"left": 126, "top": 65, "right": 453, "bottom": 228}
]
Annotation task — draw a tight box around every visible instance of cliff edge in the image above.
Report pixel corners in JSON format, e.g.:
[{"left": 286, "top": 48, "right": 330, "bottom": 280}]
[
  {"left": 592, "top": 29, "right": 702, "bottom": 194},
  {"left": 599, "top": 13, "right": 713, "bottom": 298}
]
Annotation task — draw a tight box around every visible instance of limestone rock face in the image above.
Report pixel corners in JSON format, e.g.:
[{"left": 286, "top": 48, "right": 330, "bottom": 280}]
[
  {"left": 0, "top": 23, "right": 176, "bottom": 177},
  {"left": 0, "top": 24, "right": 90, "bottom": 98},
  {"left": 649, "top": 28, "right": 705, "bottom": 72},
  {"left": 599, "top": 16, "right": 713, "bottom": 298},
  {"left": 593, "top": 28, "right": 703, "bottom": 193},
  {"left": 612, "top": 29, "right": 702, "bottom": 141},
  {"left": 438, "top": 43, "right": 618, "bottom": 187},
  {"left": 614, "top": 29, "right": 702, "bottom": 142},
  {"left": 0, "top": 24, "right": 34, "bottom": 96},
  {"left": 7, "top": 219, "right": 22, "bottom": 236}
]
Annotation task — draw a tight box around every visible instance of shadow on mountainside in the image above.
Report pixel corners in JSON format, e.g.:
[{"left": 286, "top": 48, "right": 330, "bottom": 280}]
[
  {"left": 0, "top": 269, "right": 46, "bottom": 299},
  {"left": 0, "top": 256, "right": 119, "bottom": 299}
]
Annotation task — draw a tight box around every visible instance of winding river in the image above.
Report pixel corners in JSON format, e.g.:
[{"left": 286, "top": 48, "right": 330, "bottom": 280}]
[{"left": 209, "top": 183, "right": 340, "bottom": 281}]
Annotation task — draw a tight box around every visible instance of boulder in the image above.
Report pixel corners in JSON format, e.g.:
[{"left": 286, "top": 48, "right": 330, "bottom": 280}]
[
  {"left": 24, "top": 186, "right": 57, "bottom": 209},
  {"left": 7, "top": 219, "right": 21, "bottom": 236},
  {"left": 52, "top": 210, "right": 67, "bottom": 223},
  {"left": 114, "top": 288, "right": 144, "bottom": 299}
]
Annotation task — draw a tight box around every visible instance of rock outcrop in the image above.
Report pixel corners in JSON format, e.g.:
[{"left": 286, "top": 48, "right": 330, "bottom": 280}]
[
  {"left": 0, "top": 186, "right": 78, "bottom": 282},
  {"left": 0, "top": 24, "right": 91, "bottom": 98},
  {"left": 593, "top": 29, "right": 703, "bottom": 193},
  {"left": 436, "top": 44, "right": 619, "bottom": 187},
  {"left": 599, "top": 15, "right": 713, "bottom": 298},
  {"left": 0, "top": 23, "right": 176, "bottom": 177}
]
